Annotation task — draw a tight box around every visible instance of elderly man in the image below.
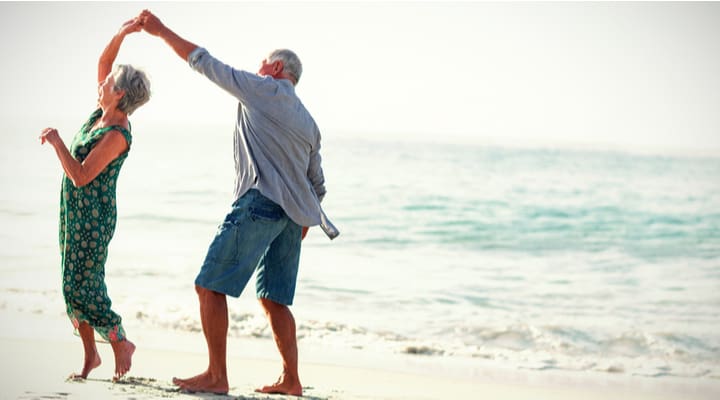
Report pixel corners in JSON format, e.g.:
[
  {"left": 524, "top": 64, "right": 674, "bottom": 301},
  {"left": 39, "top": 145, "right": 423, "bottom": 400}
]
[{"left": 139, "top": 9, "right": 337, "bottom": 396}]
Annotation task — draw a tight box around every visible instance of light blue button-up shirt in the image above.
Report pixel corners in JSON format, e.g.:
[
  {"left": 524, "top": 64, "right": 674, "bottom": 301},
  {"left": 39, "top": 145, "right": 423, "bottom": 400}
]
[{"left": 188, "top": 47, "right": 337, "bottom": 238}]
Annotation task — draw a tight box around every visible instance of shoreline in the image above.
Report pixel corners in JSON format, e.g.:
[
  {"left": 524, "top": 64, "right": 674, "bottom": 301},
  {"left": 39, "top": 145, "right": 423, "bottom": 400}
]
[{"left": 2, "top": 309, "right": 718, "bottom": 399}]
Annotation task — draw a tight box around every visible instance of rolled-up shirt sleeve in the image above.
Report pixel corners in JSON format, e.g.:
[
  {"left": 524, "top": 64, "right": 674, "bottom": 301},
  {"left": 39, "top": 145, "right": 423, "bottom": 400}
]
[{"left": 187, "top": 47, "right": 205, "bottom": 66}]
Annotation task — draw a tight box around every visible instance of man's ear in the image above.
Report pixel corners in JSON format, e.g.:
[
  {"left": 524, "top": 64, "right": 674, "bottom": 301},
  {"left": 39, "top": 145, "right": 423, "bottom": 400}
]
[{"left": 273, "top": 60, "right": 284, "bottom": 74}]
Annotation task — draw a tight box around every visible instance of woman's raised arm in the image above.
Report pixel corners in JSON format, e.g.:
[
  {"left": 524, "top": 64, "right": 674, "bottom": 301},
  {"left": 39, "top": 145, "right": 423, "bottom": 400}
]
[{"left": 97, "top": 18, "right": 142, "bottom": 83}]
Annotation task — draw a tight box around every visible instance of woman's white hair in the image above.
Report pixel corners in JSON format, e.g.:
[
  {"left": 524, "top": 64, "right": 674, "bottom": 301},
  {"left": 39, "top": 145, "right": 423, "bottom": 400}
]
[{"left": 112, "top": 64, "right": 151, "bottom": 115}]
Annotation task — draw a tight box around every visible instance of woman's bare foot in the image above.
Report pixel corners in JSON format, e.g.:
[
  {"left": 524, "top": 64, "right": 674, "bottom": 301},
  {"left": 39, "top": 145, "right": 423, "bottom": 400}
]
[
  {"left": 110, "top": 339, "right": 135, "bottom": 381},
  {"left": 172, "top": 371, "right": 229, "bottom": 394},
  {"left": 255, "top": 373, "right": 302, "bottom": 396},
  {"left": 68, "top": 352, "right": 102, "bottom": 380}
]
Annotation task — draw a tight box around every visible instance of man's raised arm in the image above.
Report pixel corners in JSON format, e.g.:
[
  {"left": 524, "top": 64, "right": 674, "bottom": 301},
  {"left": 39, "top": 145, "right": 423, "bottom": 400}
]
[{"left": 139, "top": 9, "right": 198, "bottom": 62}]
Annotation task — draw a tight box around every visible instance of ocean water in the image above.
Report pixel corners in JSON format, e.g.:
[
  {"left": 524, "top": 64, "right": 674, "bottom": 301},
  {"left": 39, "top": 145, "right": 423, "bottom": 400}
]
[{"left": 2, "top": 124, "right": 720, "bottom": 382}]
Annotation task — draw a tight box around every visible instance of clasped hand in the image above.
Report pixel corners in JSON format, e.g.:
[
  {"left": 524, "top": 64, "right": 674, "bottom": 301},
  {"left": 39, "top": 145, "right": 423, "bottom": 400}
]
[{"left": 39, "top": 127, "right": 60, "bottom": 146}]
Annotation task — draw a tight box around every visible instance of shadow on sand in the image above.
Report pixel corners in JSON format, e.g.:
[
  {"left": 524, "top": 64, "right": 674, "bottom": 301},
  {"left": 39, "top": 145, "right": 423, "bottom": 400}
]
[{"left": 44, "top": 376, "right": 333, "bottom": 400}]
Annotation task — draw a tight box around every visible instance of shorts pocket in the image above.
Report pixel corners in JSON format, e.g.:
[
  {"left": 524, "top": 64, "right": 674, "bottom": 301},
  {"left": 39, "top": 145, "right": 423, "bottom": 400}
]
[
  {"left": 205, "top": 221, "right": 240, "bottom": 264},
  {"left": 249, "top": 204, "right": 284, "bottom": 223}
]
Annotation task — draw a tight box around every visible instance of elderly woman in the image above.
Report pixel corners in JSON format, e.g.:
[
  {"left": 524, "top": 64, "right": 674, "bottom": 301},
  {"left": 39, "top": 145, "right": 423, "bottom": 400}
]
[{"left": 40, "top": 17, "right": 150, "bottom": 381}]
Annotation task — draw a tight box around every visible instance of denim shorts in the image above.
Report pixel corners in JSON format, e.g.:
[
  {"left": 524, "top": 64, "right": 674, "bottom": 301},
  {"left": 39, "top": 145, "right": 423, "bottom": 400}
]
[{"left": 195, "top": 189, "right": 302, "bottom": 305}]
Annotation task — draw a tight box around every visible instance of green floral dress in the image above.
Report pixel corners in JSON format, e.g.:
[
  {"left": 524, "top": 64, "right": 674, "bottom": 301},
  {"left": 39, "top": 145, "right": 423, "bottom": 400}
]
[{"left": 59, "top": 108, "right": 131, "bottom": 342}]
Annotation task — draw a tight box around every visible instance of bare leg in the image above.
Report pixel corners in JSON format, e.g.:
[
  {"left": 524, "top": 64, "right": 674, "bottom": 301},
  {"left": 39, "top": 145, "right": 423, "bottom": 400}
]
[
  {"left": 255, "top": 298, "right": 302, "bottom": 396},
  {"left": 110, "top": 338, "right": 136, "bottom": 381},
  {"left": 69, "top": 322, "right": 102, "bottom": 379},
  {"left": 172, "top": 285, "right": 229, "bottom": 394}
]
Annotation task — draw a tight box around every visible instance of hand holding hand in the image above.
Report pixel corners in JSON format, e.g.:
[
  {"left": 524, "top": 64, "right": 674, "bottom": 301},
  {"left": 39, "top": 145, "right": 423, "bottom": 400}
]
[
  {"left": 39, "top": 127, "right": 60, "bottom": 146},
  {"left": 138, "top": 9, "right": 165, "bottom": 36},
  {"left": 136, "top": 9, "right": 197, "bottom": 61},
  {"left": 118, "top": 17, "right": 143, "bottom": 36}
]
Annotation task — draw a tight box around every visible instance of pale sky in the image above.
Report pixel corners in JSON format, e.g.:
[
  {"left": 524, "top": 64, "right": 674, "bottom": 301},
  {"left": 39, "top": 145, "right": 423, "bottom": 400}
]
[{"left": 2, "top": 1, "right": 719, "bottom": 153}]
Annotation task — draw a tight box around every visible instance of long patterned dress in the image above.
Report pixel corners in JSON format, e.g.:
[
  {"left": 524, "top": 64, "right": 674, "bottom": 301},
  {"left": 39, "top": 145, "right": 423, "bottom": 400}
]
[{"left": 59, "top": 108, "right": 132, "bottom": 342}]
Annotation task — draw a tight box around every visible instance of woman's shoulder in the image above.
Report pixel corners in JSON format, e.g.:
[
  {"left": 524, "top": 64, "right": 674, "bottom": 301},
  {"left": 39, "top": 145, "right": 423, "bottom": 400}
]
[
  {"left": 87, "top": 113, "right": 132, "bottom": 146},
  {"left": 93, "top": 124, "right": 131, "bottom": 144}
]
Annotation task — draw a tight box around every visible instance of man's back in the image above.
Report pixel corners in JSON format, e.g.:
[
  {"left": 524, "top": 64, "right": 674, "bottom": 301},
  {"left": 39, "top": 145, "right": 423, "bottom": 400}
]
[{"left": 188, "top": 47, "right": 327, "bottom": 229}]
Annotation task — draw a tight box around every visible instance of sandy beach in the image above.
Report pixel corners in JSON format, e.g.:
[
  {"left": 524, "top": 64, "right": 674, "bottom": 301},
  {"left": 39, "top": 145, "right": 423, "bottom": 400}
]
[{"left": 1, "top": 309, "right": 717, "bottom": 400}]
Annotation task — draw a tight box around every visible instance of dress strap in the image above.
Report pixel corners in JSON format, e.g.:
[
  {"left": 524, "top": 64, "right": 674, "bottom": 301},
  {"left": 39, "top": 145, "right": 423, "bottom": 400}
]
[{"left": 94, "top": 125, "right": 132, "bottom": 149}]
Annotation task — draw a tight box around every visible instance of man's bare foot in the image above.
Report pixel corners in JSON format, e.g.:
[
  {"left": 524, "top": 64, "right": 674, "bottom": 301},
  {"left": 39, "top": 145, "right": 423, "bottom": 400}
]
[
  {"left": 110, "top": 339, "right": 135, "bottom": 381},
  {"left": 255, "top": 373, "right": 302, "bottom": 397},
  {"left": 68, "top": 352, "right": 101, "bottom": 380},
  {"left": 172, "top": 371, "right": 229, "bottom": 394}
]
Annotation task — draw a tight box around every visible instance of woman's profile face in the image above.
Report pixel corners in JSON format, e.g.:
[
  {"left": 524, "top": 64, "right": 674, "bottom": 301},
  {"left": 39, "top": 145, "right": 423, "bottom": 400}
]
[{"left": 98, "top": 74, "right": 122, "bottom": 107}]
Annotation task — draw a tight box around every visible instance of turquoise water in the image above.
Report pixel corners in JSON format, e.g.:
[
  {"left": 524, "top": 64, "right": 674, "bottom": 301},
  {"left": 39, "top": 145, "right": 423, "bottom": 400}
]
[
  {"left": 335, "top": 140, "right": 719, "bottom": 258},
  {"left": 310, "top": 138, "right": 720, "bottom": 377},
  {"left": 1, "top": 127, "right": 719, "bottom": 380}
]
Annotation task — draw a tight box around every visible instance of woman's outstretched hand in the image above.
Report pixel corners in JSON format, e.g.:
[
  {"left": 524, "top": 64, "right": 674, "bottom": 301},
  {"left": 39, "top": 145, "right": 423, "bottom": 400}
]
[
  {"left": 39, "top": 127, "right": 60, "bottom": 146},
  {"left": 118, "top": 17, "right": 143, "bottom": 36}
]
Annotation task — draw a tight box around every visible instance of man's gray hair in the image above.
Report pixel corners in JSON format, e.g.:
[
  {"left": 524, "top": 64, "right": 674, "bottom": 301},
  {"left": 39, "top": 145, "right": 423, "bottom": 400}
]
[
  {"left": 112, "top": 64, "right": 151, "bottom": 115},
  {"left": 269, "top": 49, "right": 302, "bottom": 84}
]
